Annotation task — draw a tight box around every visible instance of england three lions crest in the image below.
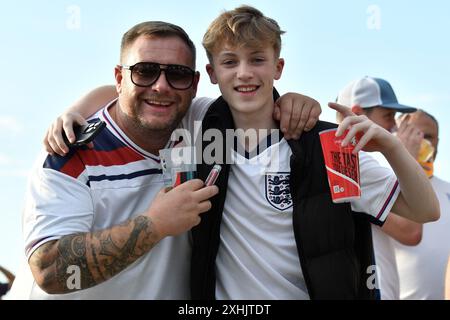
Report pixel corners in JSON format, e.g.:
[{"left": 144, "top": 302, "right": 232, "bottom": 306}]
[{"left": 265, "top": 172, "right": 292, "bottom": 211}]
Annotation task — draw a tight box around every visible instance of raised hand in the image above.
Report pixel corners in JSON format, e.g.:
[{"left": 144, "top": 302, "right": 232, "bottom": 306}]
[{"left": 329, "top": 102, "right": 398, "bottom": 154}]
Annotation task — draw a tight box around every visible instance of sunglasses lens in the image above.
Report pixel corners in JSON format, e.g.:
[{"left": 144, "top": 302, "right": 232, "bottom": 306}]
[
  {"left": 132, "top": 63, "right": 160, "bottom": 86},
  {"left": 129, "top": 63, "right": 194, "bottom": 89},
  {"left": 166, "top": 66, "right": 194, "bottom": 89}
]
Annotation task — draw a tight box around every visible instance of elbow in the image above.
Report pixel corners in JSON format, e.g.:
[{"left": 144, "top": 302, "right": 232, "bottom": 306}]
[
  {"left": 28, "top": 241, "right": 67, "bottom": 294},
  {"left": 415, "top": 201, "right": 440, "bottom": 224},
  {"left": 429, "top": 191, "right": 441, "bottom": 222},
  {"left": 403, "top": 228, "right": 423, "bottom": 246},
  {"left": 428, "top": 201, "right": 441, "bottom": 223},
  {"left": 30, "top": 266, "right": 65, "bottom": 295},
  {"left": 410, "top": 228, "right": 423, "bottom": 245}
]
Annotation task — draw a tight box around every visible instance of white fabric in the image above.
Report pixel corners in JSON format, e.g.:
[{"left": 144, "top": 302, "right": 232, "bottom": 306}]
[
  {"left": 366, "top": 152, "right": 400, "bottom": 299},
  {"left": 371, "top": 225, "right": 400, "bottom": 299},
  {"left": 8, "top": 97, "right": 213, "bottom": 300},
  {"left": 215, "top": 139, "right": 400, "bottom": 300},
  {"left": 394, "top": 176, "right": 450, "bottom": 300}
]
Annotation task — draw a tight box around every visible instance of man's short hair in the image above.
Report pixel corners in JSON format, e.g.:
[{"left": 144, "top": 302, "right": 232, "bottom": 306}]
[
  {"left": 418, "top": 109, "right": 439, "bottom": 136},
  {"left": 120, "top": 21, "right": 196, "bottom": 68},
  {"left": 202, "top": 5, "right": 285, "bottom": 62}
]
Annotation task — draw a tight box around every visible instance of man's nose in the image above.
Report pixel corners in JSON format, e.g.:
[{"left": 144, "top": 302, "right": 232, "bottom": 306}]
[
  {"left": 151, "top": 70, "right": 171, "bottom": 92},
  {"left": 390, "top": 123, "right": 398, "bottom": 133}
]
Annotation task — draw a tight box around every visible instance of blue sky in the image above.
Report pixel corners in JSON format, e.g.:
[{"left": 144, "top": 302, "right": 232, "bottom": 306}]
[{"left": 1, "top": 0, "right": 449, "bottom": 277}]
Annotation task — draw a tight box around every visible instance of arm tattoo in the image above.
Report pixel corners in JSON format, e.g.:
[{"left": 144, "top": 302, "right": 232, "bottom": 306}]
[
  {"left": 55, "top": 234, "right": 97, "bottom": 290},
  {"left": 29, "top": 215, "right": 157, "bottom": 294}
]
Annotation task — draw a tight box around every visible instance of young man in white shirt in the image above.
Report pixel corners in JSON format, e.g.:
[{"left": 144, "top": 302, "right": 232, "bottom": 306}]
[{"left": 190, "top": 6, "right": 438, "bottom": 299}]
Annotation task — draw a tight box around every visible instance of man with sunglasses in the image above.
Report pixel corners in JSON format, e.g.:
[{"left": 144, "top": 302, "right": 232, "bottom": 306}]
[{"left": 10, "top": 21, "right": 321, "bottom": 299}]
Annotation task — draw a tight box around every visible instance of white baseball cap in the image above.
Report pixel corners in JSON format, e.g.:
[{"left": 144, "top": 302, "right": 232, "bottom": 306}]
[{"left": 336, "top": 76, "right": 417, "bottom": 113}]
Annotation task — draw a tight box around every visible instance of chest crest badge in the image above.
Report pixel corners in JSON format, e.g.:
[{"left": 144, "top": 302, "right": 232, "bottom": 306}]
[{"left": 265, "top": 172, "right": 292, "bottom": 211}]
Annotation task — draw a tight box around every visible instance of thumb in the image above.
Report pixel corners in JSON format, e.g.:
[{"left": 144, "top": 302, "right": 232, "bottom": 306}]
[
  {"left": 328, "top": 102, "right": 355, "bottom": 117},
  {"left": 159, "top": 186, "right": 172, "bottom": 194}
]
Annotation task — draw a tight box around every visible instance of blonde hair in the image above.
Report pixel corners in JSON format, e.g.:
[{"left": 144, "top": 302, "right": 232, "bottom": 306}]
[{"left": 202, "top": 5, "right": 285, "bottom": 62}]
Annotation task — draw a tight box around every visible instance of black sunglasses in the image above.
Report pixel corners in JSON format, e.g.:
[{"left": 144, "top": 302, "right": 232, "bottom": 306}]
[{"left": 120, "top": 62, "right": 196, "bottom": 90}]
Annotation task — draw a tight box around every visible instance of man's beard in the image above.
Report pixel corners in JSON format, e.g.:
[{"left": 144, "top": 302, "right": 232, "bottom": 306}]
[{"left": 127, "top": 102, "right": 186, "bottom": 136}]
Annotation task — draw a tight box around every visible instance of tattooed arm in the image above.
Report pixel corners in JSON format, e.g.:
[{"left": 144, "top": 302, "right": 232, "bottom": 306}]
[
  {"left": 29, "top": 215, "right": 156, "bottom": 294},
  {"left": 28, "top": 179, "right": 218, "bottom": 294}
]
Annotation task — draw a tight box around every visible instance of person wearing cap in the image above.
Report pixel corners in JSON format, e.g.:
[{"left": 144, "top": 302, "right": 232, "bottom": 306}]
[{"left": 336, "top": 76, "right": 423, "bottom": 300}]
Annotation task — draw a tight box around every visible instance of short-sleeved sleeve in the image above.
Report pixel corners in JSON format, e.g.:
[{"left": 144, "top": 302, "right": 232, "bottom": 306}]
[
  {"left": 23, "top": 152, "right": 94, "bottom": 259},
  {"left": 350, "top": 152, "right": 400, "bottom": 225}
]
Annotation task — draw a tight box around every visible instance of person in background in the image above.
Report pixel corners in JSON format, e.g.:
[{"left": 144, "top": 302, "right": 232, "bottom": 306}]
[
  {"left": 190, "top": 8, "right": 438, "bottom": 299},
  {"left": 336, "top": 76, "right": 424, "bottom": 299},
  {"left": 393, "top": 110, "right": 450, "bottom": 300}
]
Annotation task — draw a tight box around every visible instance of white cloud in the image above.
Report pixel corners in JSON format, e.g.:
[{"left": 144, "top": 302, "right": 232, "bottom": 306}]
[{"left": 0, "top": 116, "right": 24, "bottom": 135}]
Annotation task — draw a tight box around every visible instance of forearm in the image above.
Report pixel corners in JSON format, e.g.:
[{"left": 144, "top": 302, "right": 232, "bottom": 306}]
[
  {"left": 29, "top": 215, "right": 158, "bottom": 294},
  {"left": 383, "top": 140, "right": 439, "bottom": 222},
  {"left": 381, "top": 213, "right": 422, "bottom": 245},
  {"left": 69, "top": 85, "right": 117, "bottom": 118}
]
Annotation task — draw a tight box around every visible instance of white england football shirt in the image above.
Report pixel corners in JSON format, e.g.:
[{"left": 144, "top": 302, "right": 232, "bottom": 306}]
[
  {"left": 215, "top": 136, "right": 400, "bottom": 300},
  {"left": 9, "top": 97, "right": 213, "bottom": 300}
]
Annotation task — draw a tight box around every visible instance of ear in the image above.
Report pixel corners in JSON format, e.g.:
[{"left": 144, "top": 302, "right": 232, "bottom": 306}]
[
  {"left": 206, "top": 64, "right": 218, "bottom": 84},
  {"left": 191, "top": 71, "right": 200, "bottom": 98},
  {"left": 114, "top": 65, "right": 123, "bottom": 94},
  {"left": 352, "top": 105, "right": 364, "bottom": 115},
  {"left": 274, "top": 58, "right": 285, "bottom": 80}
]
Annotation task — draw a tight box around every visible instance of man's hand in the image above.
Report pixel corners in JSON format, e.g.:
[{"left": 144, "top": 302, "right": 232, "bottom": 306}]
[
  {"left": 396, "top": 114, "right": 423, "bottom": 159},
  {"left": 145, "top": 179, "right": 219, "bottom": 240},
  {"left": 274, "top": 93, "right": 321, "bottom": 140}
]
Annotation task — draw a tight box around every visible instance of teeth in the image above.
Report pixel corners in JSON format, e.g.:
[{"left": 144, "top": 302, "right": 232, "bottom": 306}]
[
  {"left": 145, "top": 100, "right": 171, "bottom": 106},
  {"left": 236, "top": 86, "right": 257, "bottom": 92}
]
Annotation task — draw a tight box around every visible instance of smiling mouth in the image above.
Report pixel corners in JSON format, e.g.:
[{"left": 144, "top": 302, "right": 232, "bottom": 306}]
[
  {"left": 144, "top": 99, "right": 173, "bottom": 107},
  {"left": 234, "top": 85, "right": 259, "bottom": 93}
]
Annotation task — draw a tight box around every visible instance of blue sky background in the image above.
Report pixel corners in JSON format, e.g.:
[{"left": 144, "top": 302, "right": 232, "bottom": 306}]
[{"left": 1, "top": 0, "right": 449, "bottom": 278}]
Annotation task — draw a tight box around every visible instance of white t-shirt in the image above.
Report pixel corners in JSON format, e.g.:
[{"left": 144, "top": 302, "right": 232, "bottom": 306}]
[
  {"left": 8, "top": 97, "right": 212, "bottom": 300},
  {"left": 215, "top": 138, "right": 400, "bottom": 300},
  {"left": 366, "top": 152, "right": 401, "bottom": 300},
  {"left": 371, "top": 225, "right": 399, "bottom": 299},
  {"left": 394, "top": 176, "right": 450, "bottom": 300}
]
